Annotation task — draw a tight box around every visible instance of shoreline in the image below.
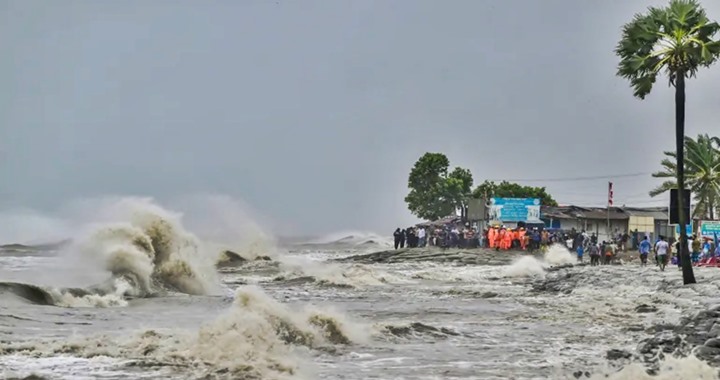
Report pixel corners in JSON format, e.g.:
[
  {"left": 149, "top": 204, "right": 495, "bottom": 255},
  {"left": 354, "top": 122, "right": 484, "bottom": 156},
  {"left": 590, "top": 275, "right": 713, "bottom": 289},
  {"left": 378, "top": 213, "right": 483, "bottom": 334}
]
[{"left": 335, "top": 245, "right": 643, "bottom": 265}]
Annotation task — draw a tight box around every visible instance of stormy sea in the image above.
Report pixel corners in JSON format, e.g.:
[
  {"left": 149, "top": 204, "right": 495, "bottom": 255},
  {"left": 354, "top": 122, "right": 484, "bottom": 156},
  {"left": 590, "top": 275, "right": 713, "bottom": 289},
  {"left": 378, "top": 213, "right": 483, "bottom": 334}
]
[{"left": 2, "top": 197, "right": 720, "bottom": 379}]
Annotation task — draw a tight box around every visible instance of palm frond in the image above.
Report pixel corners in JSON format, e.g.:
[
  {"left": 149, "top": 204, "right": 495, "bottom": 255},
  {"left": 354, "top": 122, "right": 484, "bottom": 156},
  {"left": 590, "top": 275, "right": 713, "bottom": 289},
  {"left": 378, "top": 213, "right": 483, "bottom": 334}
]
[
  {"left": 649, "top": 133, "right": 720, "bottom": 206},
  {"left": 616, "top": 0, "right": 720, "bottom": 96},
  {"left": 659, "top": 158, "right": 677, "bottom": 171},
  {"left": 649, "top": 180, "right": 677, "bottom": 197}
]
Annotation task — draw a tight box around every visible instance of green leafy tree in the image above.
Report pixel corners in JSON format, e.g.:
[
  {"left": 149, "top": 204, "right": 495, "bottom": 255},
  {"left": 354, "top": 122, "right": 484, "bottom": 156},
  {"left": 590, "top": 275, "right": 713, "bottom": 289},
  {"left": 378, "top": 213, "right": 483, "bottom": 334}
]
[
  {"left": 650, "top": 134, "right": 720, "bottom": 219},
  {"left": 445, "top": 167, "right": 474, "bottom": 219},
  {"left": 405, "top": 153, "right": 473, "bottom": 220},
  {"left": 616, "top": 0, "right": 720, "bottom": 284},
  {"left": 472, "top": 180, "right": 558, "bottom": 206}
]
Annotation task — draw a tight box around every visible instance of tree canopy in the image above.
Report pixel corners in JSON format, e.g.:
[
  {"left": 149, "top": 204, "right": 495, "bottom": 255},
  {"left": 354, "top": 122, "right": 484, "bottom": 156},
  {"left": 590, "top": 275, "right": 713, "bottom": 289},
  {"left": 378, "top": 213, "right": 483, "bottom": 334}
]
[
  {"left": 615, "top": 0, "right": 720, "bottom": 99},
  {"left": 616, "top": 0, "right": 720, "bottom": 285},
  {"left": 650, "top": 134, "right": 720, "bottom": 219},
  {"left": 404, "top": 153, "right": 473, "bottom": 221},
  {"left": 472, "top": 180, "right": 558, "bottom": 206}
]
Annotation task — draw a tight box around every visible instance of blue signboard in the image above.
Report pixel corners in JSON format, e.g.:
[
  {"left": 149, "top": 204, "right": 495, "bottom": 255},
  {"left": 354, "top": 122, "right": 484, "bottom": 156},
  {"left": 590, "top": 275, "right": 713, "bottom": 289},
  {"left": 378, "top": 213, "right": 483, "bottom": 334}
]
[
  {"left": 489, "top": 198, "right": 541, "bottom": 222},
  {"left": 700, "top": 221, "right": 720, "bottom": 238},
  {"left": 674, "top": 224, "right": 693, "bottom": 235}
]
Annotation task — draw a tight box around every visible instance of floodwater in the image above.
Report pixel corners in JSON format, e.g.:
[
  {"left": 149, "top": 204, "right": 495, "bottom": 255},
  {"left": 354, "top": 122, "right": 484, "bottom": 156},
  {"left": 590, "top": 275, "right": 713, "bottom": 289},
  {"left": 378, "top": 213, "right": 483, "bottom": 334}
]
[{"left": 2, "top": 206, "right": 720, "bottom": 379}]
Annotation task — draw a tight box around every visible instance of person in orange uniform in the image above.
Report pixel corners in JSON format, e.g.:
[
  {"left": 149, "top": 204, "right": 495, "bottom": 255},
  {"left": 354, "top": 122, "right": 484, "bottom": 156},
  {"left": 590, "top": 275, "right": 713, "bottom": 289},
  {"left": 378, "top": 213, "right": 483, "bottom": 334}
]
[
  {"left": 490, "top": 226, "right": 500, "bottom": 248},
  {"left": 496, "top": 227, "right": 505, "bottom": 251},
  {"left": 488, "top": 226, "right": 497, "bottom": 249},
  {"left": 503, "top": 227, "right": 513, "bottom": 250},
  {"left": 518, "top": 227, "right": 527, "bottom": 250}
]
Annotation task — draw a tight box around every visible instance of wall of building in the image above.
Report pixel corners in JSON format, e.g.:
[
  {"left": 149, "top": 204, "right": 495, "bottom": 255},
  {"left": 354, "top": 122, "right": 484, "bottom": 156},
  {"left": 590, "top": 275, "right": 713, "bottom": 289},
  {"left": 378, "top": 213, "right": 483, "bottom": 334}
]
[
  {"left": 596, "top": 220, "right": 630, "bottom": 242},
  {"left": 552, "top": 218, "right": 629, "bottom": 241},
  {"left": 629, "top": 216, "right": 655, "bottom": 234},
  {"left": 655, "top": 220, "right": 674, "bottom": 241}
]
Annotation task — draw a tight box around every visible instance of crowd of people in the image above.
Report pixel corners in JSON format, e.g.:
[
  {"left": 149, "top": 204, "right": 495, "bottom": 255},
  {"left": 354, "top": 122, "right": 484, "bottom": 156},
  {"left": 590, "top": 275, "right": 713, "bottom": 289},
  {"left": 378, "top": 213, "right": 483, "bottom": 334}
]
[
  {"left": 570, "top": 230, "right": 622, "bottom": 266},
  {"left": 658, "top": 234, "right": 720, "bottom": 269},
  {"left": 392, "top": 226, "right": 475, "bottom": 249},
  {"left": 392, "top": 223, "right": 720, "bottom": 274},
  {"left": 579, "top": 232, "right": 720, "bottom": 270},
  {"left": 392, "top": 225, "right": 565, "bottom": 251}
]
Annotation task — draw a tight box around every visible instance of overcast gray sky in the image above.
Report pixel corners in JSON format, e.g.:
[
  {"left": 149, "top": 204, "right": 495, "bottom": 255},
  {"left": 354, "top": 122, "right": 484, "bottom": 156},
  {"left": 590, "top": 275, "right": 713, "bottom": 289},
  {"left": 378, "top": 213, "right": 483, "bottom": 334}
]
[{"left": 2, "top": 0, "right": 720, "bottom": 236}]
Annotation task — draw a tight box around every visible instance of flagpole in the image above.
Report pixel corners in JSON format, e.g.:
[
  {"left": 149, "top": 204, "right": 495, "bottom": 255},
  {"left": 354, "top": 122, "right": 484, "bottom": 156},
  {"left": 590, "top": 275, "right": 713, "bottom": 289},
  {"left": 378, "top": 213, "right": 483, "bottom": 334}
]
[{"left": 607, "top": 182, "right": 613, "bottom": 242}]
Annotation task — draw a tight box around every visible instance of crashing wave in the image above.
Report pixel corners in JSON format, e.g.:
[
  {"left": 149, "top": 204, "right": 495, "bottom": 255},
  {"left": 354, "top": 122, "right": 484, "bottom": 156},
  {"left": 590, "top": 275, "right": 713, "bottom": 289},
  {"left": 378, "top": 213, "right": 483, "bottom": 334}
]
[
  {"left": 0, "top": 279, "right": 131, "bottom": 307},
  {"left": 503, "top": 245, "right": 576, "bottom": 279},
  {"left": 272, "top": 258, "right": 406, "bottom": 289},
  {"left": 0, "top": 201, "right": 223, "bottom": 307},
  {"left": 216, "top": 250, "right": 273, "bottom": 268},
  {"left": 381, "top": 322, "right": 461, "bottom": 339},
  {"left": 300, "top": 231, "right": 393, "bottom": 248},
  {"left": 72, "top": 211, "right": 219, "bottom": 297},
  {"left": 0, "top": 286, "right": 365, "bottom": 379}
]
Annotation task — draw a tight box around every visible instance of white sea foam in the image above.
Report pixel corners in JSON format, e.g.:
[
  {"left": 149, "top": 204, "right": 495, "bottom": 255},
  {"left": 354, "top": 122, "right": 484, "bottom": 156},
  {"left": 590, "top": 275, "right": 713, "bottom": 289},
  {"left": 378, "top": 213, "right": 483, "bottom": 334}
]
[
  {"left": 588, "top": 355, "right": 718, "bottom": 379},
  {"left": 543, "top": 244, "right": 576, "bottom": 265},
  {"left": 0, "top": 286, "right": 365, "bottom": 379},
  {"left": 277, "top": 256, "right": 405, "bottom": 287},
  {"left": 503, "top": 245, "right": 575, "bottom": 278},
  {"left": 304, "top": 231, "right": 393, "bottom": 248},
  {"left": 504, "top": 256, "right": 547, "bottom": 278}
]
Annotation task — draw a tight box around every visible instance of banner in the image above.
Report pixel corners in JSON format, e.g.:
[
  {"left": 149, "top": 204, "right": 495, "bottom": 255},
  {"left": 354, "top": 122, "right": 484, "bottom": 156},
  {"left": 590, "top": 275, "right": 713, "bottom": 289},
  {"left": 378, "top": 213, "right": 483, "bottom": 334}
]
[
  {"left": 489, "top": 198, "right": 541, "bottom": 222},
  {"left": 700, "top": 221, "right": 720, "bottom": 238},
  {"left": 674, "top": 223, "right": 693, "bottom": 236}
]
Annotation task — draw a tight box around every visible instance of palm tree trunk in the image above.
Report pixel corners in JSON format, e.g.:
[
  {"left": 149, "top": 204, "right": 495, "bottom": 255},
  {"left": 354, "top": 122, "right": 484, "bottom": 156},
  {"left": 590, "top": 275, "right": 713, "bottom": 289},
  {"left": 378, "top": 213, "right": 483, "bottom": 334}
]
[
  {"left": 710, "top": 199, "right": 715, "bottom": 220},
  {"left": 676, "top": 72, "right": 696, "bottom": 285},
  {"left": 706, "top": 196, "right": 713, "bottom": 220}
]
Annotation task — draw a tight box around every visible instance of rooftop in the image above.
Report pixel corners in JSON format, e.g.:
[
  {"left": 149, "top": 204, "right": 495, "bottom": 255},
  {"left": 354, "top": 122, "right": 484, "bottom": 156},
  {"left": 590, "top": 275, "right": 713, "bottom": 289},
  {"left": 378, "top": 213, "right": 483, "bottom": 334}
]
[{"left": 541, "top": 205, "right": 669, "bottom": 220}]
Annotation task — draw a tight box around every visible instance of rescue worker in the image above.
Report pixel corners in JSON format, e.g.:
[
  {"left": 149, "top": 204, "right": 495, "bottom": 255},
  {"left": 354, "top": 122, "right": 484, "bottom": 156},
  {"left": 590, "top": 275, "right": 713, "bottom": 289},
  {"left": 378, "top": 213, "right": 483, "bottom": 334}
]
[
  {"left": 502, "top": 227, "right": 513, "bottom": 250},
  {"left": 488, "top": 226, "right": 497, "bottom": 249},
  {"left": 518, "top": 228, "right": 527, "bottom": 250},
  {"left": 495, "top": 227, "right": 503, "bottom": 251}
]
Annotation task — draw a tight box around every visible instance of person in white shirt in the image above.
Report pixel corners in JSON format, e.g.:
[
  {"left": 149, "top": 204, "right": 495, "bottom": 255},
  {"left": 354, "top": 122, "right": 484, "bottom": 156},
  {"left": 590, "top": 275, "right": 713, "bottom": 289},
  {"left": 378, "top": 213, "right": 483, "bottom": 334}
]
[
  {"left": 418, "top": 227, "right": 426, "bottom": 248},
  {"left": 655, "top": 235, "right": 669, "bottom": 271}
]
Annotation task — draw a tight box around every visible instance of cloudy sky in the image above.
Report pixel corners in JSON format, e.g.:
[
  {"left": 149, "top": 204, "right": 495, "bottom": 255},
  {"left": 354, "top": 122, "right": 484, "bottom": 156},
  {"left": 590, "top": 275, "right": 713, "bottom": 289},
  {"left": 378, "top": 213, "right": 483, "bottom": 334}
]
[{"left": 2, "top": 0, "right": 720, "bottom": 236}]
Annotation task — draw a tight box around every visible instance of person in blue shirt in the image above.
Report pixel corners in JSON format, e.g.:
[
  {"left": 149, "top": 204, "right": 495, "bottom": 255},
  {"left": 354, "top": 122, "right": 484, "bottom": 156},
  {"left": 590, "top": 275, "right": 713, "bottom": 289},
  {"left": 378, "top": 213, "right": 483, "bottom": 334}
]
[
  {"left": 703, "top": 238, "right": 712, "bottom": 257},
  {"left": 638, "top": 236, "right": 652, "bottom": 267},
  {"left": 576, "top": 243, "right": 584, "bottom": 263}
]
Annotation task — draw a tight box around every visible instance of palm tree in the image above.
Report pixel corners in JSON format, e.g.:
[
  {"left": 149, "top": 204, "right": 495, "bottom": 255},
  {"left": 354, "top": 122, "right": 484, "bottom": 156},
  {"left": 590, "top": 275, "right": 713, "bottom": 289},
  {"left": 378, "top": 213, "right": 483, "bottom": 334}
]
[
  {"left": 650, "top": 134, "right": 720, "bottom": 220},
  {"left": 616, "top": 0, "right": 720, "bottom": 285}
]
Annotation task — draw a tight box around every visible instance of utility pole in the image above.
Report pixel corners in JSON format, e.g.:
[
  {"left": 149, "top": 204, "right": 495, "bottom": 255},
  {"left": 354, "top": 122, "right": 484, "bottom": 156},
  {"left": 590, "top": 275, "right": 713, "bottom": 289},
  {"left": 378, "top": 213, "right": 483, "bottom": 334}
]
[{"left": 607, "top": 182, "right": 613, "bottom": 241}]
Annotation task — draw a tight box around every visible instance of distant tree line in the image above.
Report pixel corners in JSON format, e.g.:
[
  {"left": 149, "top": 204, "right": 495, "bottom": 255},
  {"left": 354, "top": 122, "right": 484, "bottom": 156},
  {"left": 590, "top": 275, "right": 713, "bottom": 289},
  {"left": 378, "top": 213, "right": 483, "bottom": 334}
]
[{"left": 404, "top": 152, "right": 557, "bottom": 221}]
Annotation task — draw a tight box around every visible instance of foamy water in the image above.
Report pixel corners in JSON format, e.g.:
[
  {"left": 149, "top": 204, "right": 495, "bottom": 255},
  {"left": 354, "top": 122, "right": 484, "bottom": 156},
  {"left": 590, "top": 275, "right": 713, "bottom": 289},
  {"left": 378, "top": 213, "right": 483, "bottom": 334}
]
[
  {"left": 503, "top": 246, "right": 576, "bottom": 278},
  {"left": 2, "top": 198, "right": 720, "bottom": 379}
]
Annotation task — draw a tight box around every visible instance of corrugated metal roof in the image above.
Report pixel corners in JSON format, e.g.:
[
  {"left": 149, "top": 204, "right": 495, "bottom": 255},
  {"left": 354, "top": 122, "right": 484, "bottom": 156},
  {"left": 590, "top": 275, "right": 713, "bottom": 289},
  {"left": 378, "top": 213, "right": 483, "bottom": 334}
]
[
  {"left": 541, "top": 205, "right": 667, "bottom": 220},
  {"left": 576, "top": 208, "right": 629, "bottom": 220},
  {"left": 622, "top": 207, "right": 669, "bottom": 219}
]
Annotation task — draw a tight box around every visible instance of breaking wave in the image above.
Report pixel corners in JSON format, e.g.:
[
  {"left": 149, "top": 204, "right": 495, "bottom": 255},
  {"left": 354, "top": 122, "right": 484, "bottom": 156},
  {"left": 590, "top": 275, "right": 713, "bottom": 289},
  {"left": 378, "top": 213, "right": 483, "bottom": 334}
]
[
  {"left": 0, "top": 197, "right": 226, "bottom": 307},
  {"left": 0, "top": 280, "right": 130, "bottom": 307},
  {"left": 503, "top": 245, "right": 576, "bottom": 279},
  {"left": 543, "top": 244, "right": 577, "bottom": 266},
  {"left": 1, "top": 286, "right": 365, "bottom": 379},
  {"left": 381, "top": 322, "right": 461, "bottom": 339},
  {"left": 274, "top": 257, "right": 408, "bottom": 288},
  {"left": 301, "top": 231, "right": 393, "bottom": 248}
]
